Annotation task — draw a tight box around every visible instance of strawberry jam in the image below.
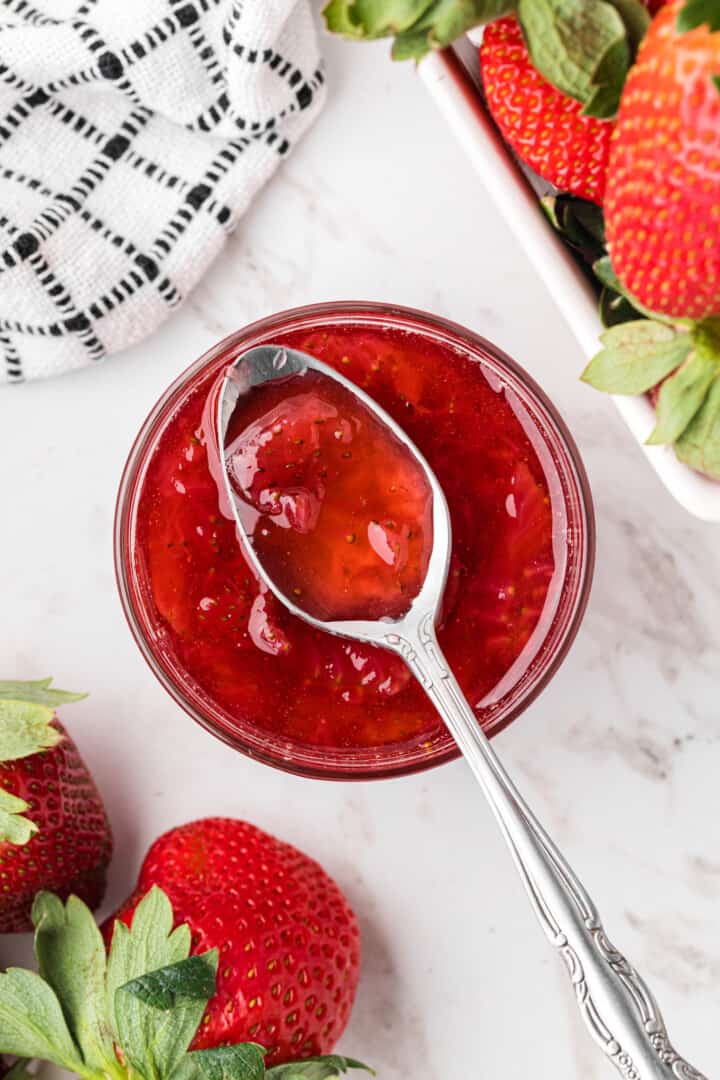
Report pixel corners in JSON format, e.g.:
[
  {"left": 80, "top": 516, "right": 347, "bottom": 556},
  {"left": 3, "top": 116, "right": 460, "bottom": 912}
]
[
  {"left": 222, "top": 367, "right": 433, "bottom": 623},
  {"left": 121, "top": 306, "right": 592, "bottom": 776}
]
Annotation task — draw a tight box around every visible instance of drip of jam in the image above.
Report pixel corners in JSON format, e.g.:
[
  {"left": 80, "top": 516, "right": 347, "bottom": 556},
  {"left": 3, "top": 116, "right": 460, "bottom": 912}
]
[
  {"left": 133, "top": 324, "right": 560, "bottom": 751},
  {"left": 222, "top": 369, "right": 433, "bottom": 623}
]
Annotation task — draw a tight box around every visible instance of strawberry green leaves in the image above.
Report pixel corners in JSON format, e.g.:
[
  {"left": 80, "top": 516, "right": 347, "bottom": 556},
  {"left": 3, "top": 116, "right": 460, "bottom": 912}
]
[
  {"left": 654, "top": 322, "right": 720, "bottom": 465},
  {"left": 516, "top": 0, "right": 645, "bottom": 118},
  {"left": 0, "top": 676, "right": 86, "bottom": 771},
  {"left": 32, "top": 893, "right": 115, "bottom": 1074},
  {"left": 323, "top": 0, "right": 514, "bottom": 59},
  {"left": 647, "top": 347, "right": 718, "bottom": 445},
  {"left": 677, "top": 0, "right": 720, "bottom": 33},
  {"left": 107, "top": 890, "right": 246, "bottom": 1080},
  {"left": 0, "top": 679, "right": 86, "bottom": 711},
  {"left": 541, "top": 194, "right": 606, "bottom": 257},
  {"left": 266, "top": 1058, "right": 374, "bottom": 1080},
  {"left": 583, "top": 315, "right": 720, "bottom": 478},
  {"left": 177, "top": 1048, "right": 373, "bottom": 1080},
  {"left": 582, "top": 320, "right": 693, "bottom": 394},
  {"left": 393, "top": 0, "right": 517, "bottom": 59},
  {"left": 676, "top": 372, "right": 720, "bottom": 476},
  {"left": 117, "top": 956, "right": 370, "bottom": 1080},
  {"left": 1, "top": 889, "right": 209, "bottom": 1080},
  {"left": 0, "top": 888, "right": 371, "bottom": 1080},
  {"left": 0, "top": 702, "right": 61, "bottom": 764},
  {"left": 0, "top": 790, "right": 37, "bottom": 846},
  {"left": 392, "top": 0, "right": 515, "bottom": 58},
  {"left": 0, "top": 679, "right": 87, "bottom": 850},
  {"left": 322, "top": 0, "right": 649, "bottom": 114},
  {"left": 323, "top": 0, "right": 431, "bottom": 36},
  {"left": 120, "top": 955, "right": 217, "bottom": 1011},
  {"left": 106, "top": 885, "right": 192, "bottom": 1041},
  {"left": 0, "top": 692, "right": 61, "bottom": 843},
  {"left": 1, "top": 889, "right": 196, "bottom": 1080},
  {"left": 541, "top": 199, "right": 640, "bottom": 326},
  {"left": 0, "top": 969, "right": 87, "bottom": 1074},
  {"left": 176, "top": 1044, "right": 267, "bottom": 1080},
  {"left": 115, "top": 954, "right": 218, "bottom": 1080},
  {"left": 608, "top": 0, "right": 652, "bottom": 50}
]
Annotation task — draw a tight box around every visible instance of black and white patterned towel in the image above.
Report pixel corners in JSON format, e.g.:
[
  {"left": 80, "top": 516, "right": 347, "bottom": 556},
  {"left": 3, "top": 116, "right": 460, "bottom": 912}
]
[{"left": 0, "top": 0, "right": 325, "bottom": 384}]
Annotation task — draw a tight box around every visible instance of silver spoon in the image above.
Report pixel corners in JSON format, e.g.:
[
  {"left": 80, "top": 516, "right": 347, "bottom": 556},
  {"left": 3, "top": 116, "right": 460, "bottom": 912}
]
[{"left": 215, "top": 344, "right": 706, "bottom": 1080}]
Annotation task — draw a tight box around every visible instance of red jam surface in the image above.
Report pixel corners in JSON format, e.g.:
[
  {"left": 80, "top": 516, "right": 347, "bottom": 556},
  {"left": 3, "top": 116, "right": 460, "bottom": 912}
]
[
  {"left": 223, "top": 368, "right": 433, "bottom": 623},
  {"left": 134, "top": 324, "right": 562, "bottom": 751}
]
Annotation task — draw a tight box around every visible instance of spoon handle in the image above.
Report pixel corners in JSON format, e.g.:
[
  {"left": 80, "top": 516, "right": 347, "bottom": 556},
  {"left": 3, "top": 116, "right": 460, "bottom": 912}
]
[{"left": 385, "top": 615, "right": 706, "bottom": 1080}]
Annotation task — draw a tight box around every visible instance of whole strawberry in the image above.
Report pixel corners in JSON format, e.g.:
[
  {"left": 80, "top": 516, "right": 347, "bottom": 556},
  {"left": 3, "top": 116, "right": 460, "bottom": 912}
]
[
  {"left": 480, "top": 17, "right": 614, "bottom": 204},
  {"left": 604, "top": 0, "right": 720, "bottom": 319},
  {"left": 106, "top": 818, "right": 360, "bottom": 1065},
  {"left": 0, "top": 888, "right": 369, "bottom": 1080},
  {"left": 0, "top": 678, "right": 112, "bottom": 932}
]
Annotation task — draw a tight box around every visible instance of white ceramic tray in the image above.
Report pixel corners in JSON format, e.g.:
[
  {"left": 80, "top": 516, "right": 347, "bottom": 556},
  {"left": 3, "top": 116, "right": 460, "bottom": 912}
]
[{"left": 418, "top": 40, "right": 720, "bottom": 523}]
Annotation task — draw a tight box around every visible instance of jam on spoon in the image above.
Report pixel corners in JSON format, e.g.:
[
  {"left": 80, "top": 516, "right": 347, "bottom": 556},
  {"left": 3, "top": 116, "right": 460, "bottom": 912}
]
[{"left": 223, "top": 368, "right": 433, "bottom": 623}]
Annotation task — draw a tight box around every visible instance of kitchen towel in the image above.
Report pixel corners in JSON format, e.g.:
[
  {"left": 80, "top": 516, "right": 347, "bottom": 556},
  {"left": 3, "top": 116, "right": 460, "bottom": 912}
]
[{"left": 0, "top": 0, "right": 325, "bottom": 383}]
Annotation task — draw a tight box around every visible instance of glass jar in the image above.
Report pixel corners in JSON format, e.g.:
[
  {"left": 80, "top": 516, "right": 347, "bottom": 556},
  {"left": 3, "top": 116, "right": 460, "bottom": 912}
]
[{"left": 115, "top": 302, "right": 595, "bottom": 780}]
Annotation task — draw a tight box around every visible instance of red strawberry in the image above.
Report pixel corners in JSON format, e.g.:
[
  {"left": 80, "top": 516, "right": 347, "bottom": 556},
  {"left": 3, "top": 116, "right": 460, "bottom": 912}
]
[
  {"left": 604, "top": 0, "right": 720, "bottom": 319},
  {"left": 480, "top": 17, "right": 614, "bottom": 204},
  {"left": 105, "top": 818, "right": 360, "bottom": 1065},
  {"left": 0, "top": 679, "right": 112, "bottom": 933}
]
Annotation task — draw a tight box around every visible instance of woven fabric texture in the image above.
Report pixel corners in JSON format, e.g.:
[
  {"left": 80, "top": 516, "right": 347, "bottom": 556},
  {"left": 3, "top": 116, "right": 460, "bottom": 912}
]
[{"left": 0, "top": 0, "right": 324, "bottom": 383}]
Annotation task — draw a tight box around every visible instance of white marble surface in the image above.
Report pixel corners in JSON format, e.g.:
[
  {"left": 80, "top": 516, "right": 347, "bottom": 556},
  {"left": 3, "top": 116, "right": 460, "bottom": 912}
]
[{"left": 2, "top": 21, "right": 719, "bottom": 1080}]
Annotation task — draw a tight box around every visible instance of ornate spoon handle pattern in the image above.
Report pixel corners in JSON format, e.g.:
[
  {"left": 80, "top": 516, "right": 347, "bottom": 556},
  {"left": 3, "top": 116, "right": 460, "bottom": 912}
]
[{"left": 385, "top": 614, "right": 707, "bottom": 1080}]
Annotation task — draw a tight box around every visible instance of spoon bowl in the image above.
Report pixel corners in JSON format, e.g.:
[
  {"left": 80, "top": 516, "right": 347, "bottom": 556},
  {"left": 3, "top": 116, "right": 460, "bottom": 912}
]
[
  {"left": 213, "top": 341, "right": 707, "bottom": 1080},
  {"left": 214, "top": 343, "right": 451, "bottom": 647}
]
